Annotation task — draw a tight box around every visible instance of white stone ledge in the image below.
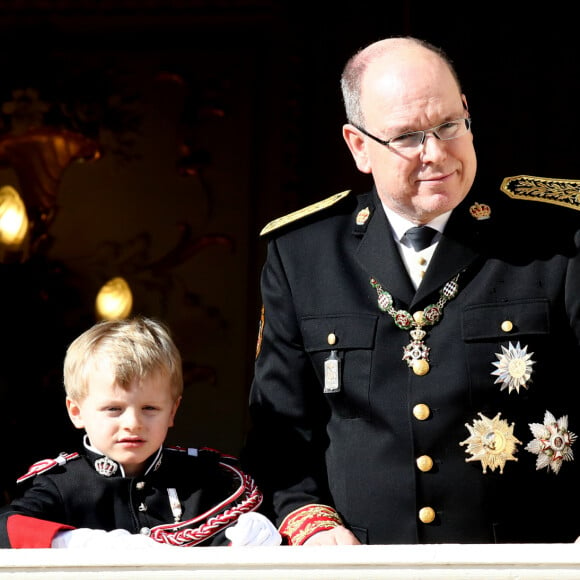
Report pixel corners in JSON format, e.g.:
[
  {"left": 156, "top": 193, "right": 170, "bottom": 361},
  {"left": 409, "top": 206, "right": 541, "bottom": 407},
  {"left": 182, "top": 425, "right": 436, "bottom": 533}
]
[{"left": 1, "top": 544, "right": 580, "bottom": 579}]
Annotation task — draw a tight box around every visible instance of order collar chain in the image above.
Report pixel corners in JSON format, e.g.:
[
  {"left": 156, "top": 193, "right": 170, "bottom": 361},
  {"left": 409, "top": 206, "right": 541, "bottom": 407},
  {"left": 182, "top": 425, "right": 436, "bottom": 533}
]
[{"left": 370, "top": 274, "right": 460, "bottom": 375}]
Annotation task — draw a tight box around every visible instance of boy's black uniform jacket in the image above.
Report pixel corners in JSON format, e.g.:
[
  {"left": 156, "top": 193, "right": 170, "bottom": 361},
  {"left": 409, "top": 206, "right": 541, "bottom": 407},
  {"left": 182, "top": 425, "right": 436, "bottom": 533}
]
[
  {"left": 244, "top": 175, "right": 580, "bottom": 545},
  {"left": 0, "top": 442, "right": 262, "bottom": 548}
]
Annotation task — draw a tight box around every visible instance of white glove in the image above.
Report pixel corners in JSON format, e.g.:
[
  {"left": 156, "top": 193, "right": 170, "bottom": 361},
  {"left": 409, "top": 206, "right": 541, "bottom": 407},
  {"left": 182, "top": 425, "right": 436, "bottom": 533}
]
[
  {"left": 51, "top": 528, "right": 171, "bottom": 549},
  {"left": 224, "top": 512, "right": 282, "bottom": 546}
]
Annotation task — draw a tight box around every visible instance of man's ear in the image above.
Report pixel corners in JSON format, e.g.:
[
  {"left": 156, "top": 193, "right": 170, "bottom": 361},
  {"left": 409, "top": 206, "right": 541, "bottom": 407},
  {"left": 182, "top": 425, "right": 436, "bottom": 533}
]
[
  {"left": 462, "top": 95, "right": 469, "bottom": 112},
  {"left": 342, "top": 124, "right": 372, "bottom": 174},
  {"left": 66, "top": 397, "right": 85, "bottom": 429}
]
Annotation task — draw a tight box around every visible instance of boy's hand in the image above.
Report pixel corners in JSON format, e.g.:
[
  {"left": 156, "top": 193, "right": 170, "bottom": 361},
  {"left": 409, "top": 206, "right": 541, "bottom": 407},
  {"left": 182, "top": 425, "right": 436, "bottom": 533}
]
[{"left": 225, "top": 512, "right": 282, "bottom": 546}]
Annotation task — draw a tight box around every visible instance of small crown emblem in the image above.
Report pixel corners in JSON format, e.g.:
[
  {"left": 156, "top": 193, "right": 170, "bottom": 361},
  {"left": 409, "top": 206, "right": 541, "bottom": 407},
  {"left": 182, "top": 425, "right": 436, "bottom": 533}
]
[
  {"left": 356, "top": 207, "right": 370, "bottom": 225},
  {"left": 94, "top": 456, "right": 118, "bottom": 477},
  {"left": 469, "top": 202, "right": 491, "bottom": 220}
]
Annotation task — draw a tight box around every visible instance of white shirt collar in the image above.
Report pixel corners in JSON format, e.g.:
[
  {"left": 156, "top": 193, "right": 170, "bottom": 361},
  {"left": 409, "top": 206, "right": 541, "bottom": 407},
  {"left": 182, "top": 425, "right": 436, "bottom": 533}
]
[
  {"left": 381, "top": 203, "right": 452, "bottom": 244},
  {"left": 380, "top": 204, "right": 452, "bottom": 289}
]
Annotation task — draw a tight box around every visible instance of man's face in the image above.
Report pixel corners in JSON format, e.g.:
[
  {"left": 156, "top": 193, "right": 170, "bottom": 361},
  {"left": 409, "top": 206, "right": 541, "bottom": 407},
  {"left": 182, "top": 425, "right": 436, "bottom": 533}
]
[{"left": 343, "top": 48, "right": 477, "bottom": 224}]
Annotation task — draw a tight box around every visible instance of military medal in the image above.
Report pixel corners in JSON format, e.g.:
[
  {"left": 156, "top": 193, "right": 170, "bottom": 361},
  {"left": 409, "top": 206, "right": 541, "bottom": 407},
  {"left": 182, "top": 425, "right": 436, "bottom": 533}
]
[
  {"left": 370, "top": 274, "right": 460, "bottom": 375},
  {"left": 324, "top": 333, "right": 341, "bottom": 393},
  {"left": 491, "top": 341, "right": 535, "bottom": 393},
  {"left": 460, "top": 412, "right": 521, "bottom": 474},
  {"left": 525, "top": 410, "right": 577, "bottom": 474}
]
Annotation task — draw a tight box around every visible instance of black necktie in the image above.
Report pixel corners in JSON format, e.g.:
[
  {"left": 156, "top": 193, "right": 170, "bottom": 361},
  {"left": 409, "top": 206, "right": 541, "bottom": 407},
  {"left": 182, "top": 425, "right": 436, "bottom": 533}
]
[{"left": 403, "top": 226, "right": 437, "bottom": 251}]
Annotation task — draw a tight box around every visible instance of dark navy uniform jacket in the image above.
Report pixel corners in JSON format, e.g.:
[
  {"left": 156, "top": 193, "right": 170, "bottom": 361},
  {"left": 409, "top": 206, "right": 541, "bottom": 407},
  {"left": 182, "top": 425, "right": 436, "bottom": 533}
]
[
  {"left": 0, "top": 440, "right": 262, "bottom": 548},
  {"left": 243, "top": 176, "right": 580, "bottom": 545}
]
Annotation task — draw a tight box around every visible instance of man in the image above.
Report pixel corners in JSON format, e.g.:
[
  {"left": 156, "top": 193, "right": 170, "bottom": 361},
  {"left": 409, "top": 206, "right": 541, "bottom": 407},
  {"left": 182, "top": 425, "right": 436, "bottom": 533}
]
[{"left": 243, "top": 36, "right": 580, "bottom": 545}]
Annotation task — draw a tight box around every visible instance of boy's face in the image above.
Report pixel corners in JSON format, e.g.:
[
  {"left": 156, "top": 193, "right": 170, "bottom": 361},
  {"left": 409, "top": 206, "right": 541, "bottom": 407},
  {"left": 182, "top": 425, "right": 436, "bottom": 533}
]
[{"left": 66, "top": 362, "right": 181, "bottom": 477}]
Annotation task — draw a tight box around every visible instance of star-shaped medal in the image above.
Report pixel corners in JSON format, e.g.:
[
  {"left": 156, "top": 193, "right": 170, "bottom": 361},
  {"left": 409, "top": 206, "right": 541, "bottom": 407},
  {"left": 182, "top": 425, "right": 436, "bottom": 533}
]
[
  {"left": 525, "top": 410, "right": 577, "bottom": 474},
  {"left": 460, "top": 412, "right": 521, "bottom": 474},
  {"left": 491, "top": 341, "right": 535, "bottom": 394}
]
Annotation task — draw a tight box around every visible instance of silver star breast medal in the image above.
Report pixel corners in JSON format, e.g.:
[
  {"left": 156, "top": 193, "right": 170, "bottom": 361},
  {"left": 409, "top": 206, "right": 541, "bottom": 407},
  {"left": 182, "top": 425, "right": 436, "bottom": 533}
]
[
  {"left": 525, "top": 410, "right": 577, "bottom": 474},
  {"left": 491, "top": 341, "right": 535, "bottom": 394}
]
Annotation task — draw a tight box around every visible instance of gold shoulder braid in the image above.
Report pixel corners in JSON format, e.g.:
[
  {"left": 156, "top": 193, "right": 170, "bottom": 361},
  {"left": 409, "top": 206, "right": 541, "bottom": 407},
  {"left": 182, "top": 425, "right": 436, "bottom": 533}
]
[
  {"left": 500, "top": 175, "right": 580, "bottom": 211},
  {"left": 260, "top": 190, "right": 351, "bottom": 236}
]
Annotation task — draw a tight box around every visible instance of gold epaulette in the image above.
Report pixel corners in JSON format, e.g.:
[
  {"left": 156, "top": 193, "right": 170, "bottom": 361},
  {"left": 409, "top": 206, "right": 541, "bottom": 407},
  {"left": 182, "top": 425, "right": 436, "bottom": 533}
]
[
  {"left": 500, "top": 175, "right": 580, "bottom": 211},
  {"left": 260, "top": 190, "right": 351, "bottom": 236}
]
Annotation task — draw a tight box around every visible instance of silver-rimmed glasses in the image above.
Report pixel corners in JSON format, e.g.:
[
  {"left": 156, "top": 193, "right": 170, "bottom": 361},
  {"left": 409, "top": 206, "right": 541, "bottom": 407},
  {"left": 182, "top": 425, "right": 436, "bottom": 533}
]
[{"left": 354, "top": 117, "right": 472, "bottom": 152}]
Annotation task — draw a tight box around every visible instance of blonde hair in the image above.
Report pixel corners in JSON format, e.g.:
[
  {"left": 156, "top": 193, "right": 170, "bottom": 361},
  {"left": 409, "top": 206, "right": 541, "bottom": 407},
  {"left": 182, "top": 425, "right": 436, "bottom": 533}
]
[{"left": 64, "top": 316, "right": 183, "bottom": 401}]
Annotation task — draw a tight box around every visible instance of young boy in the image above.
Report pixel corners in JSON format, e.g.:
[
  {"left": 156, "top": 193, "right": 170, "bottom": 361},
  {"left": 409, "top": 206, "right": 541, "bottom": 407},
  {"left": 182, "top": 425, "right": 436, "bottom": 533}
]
[{"left": 0, "top": 316, "right": 280, "bottom": 548}]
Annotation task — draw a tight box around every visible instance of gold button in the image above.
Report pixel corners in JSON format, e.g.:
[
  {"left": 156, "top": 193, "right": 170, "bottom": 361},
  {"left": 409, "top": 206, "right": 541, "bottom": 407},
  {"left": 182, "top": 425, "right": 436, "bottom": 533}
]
[
  {"left": 327, "top": 333, "right": 336, "bottom": 346},
  {"left": 418, "top": 257, "right": 427, "bottom": 266},
  {"left": 501, "top": 320, "right": 513, "bottom": 333},
  {"left": 418, "top": 506, "right": 436, "bottom": 524},
  {"left": 413, "top": 403, "right": 430, "bottom": 421},
  {"left": 416, "top": 455, "right": 434, "bottom": 472}
]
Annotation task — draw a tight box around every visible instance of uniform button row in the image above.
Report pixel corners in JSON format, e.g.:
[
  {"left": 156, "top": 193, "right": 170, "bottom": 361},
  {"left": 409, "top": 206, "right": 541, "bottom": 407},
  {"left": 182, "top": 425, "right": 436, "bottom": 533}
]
[{"left": 413, "top": 404, "right": 435, "bottom": 522}]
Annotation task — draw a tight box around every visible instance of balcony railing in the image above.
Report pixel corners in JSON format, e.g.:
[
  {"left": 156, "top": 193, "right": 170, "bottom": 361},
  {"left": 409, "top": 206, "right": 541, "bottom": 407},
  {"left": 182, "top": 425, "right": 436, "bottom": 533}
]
[{"left": 1, "top": 543, "right": 580, "bottom": 579}]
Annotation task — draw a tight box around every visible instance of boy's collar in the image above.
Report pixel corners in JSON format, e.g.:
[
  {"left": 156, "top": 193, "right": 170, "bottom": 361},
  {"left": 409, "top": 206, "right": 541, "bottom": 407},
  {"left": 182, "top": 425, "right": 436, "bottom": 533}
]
[{"left": 83, "top": 434, "right": 163, "bottom": 478}]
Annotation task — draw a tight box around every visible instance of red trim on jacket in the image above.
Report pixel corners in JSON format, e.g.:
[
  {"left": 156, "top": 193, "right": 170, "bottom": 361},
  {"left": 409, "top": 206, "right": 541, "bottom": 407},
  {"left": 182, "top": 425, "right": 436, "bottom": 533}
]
[{"left": 7, "top": 514, "right": 73, "bottom": 548}]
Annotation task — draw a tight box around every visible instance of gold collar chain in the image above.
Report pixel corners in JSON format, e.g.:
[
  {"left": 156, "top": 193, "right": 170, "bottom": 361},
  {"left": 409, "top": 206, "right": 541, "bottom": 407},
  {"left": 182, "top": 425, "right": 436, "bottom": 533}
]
[{"left": 370, "top": 274, "right": 460, "bottom": 375}]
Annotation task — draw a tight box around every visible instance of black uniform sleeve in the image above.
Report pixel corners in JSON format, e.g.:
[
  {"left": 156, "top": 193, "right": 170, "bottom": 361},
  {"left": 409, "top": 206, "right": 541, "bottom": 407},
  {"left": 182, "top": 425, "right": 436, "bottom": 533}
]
[
  {"left": 0, "top": 476, "right": 71, "bottom": 548},
  {"left": 243, "top": 238, "right": 333, "bottom": 526}
]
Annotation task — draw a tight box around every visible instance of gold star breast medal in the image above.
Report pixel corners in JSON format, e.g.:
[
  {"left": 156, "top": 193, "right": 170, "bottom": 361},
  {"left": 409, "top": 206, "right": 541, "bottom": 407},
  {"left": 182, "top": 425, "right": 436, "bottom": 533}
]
[{"left": 460, "top": 412, "right": 521, "bottom": 474}]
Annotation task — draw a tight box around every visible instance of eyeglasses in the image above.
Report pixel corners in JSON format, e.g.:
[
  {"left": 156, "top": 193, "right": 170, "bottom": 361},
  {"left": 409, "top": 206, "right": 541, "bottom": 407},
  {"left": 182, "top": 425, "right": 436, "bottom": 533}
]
[{"left": 354, "top": 117, "right": 472, "bottom": 152}]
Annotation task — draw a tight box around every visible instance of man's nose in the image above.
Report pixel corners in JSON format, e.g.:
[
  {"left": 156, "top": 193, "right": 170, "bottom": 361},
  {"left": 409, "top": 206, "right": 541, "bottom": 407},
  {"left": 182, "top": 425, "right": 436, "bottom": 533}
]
[
  {"left": 418, "top": 130, "right": 443, "bottom": 146},
  {"left": 419, "top": 131, "right": 446, "bottom": 159}
]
